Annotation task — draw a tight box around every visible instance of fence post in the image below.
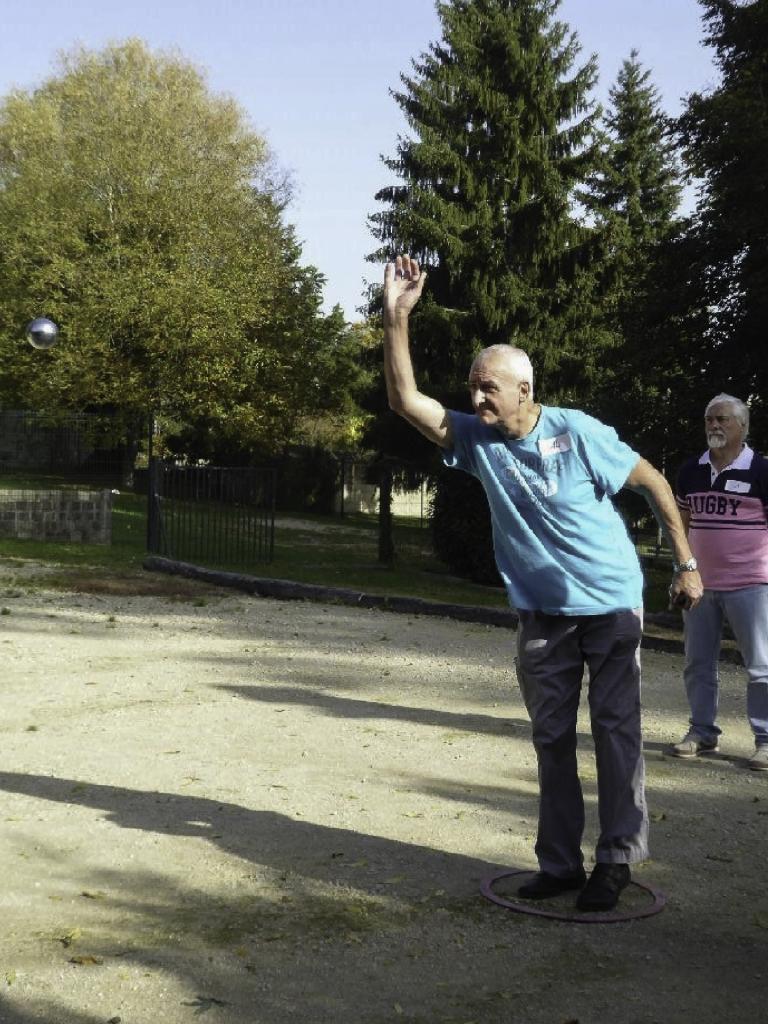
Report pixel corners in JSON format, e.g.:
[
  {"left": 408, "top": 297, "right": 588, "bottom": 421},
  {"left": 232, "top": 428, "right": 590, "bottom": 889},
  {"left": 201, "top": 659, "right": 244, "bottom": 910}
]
[
  {"left": 145, "top": 411, "right": 160, "bottom": 553},
  {"left": 146, "top": 455, "right": 161, "bottom": 553}
]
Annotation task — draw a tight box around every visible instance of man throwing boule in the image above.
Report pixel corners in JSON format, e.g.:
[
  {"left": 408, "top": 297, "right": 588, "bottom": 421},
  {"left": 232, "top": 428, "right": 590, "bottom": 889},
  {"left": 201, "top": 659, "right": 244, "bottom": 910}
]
[{"left": 383, "top": 255, "right": 703, "bottom": 911}]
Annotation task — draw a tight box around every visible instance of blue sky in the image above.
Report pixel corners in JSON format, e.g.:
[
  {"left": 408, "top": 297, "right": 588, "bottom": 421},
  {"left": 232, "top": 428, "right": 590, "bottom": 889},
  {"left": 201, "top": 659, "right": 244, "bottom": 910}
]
[{"left": 0, "top": 0, "right": 718, "bottom": 320}]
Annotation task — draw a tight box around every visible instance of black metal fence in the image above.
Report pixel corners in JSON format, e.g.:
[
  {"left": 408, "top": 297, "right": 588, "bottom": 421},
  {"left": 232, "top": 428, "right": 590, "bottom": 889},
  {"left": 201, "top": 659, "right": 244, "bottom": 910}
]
[
  {"left": 0, "top": 410, "right": 140, "bottom": 484},
  {"left": 147, "top": 462, "right": 276, "bottom": 568}
]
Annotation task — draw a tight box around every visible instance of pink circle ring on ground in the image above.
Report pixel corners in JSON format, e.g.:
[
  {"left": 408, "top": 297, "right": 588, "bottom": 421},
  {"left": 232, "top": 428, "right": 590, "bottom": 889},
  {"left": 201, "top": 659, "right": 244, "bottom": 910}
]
[{"left": 480, "top": 870, "right": 666, "bottom": 924}]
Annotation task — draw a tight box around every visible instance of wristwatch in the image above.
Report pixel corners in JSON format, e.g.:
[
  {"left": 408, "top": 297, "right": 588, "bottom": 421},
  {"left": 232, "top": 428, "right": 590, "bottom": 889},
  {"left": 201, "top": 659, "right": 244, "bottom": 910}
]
[{"left": 673, "top": 557, "right": 698, "bottom": 574}]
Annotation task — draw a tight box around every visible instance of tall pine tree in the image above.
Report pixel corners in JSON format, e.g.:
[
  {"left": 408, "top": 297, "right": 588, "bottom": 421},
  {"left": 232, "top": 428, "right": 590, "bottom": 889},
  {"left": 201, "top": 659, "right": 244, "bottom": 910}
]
[
  {"left": 677, "top": 0, "right": 768, "bottom": 440},
  {"left": 370, "top": 0, "right": 604, "bottom": 405},
  {"left": 367, "top": 0, "right": 605, "bottom": 577},
  {"left": 582, "top": 51, "right": 680, "bottom": 259},
  {"left": 580, "top": 51, "right": 693, "bottom": 477}
]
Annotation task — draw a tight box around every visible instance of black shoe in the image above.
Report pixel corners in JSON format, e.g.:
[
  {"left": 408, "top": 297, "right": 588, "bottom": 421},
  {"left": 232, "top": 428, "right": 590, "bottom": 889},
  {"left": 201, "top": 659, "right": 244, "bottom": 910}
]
[
  {"left": 517, "top": 869, "right": 587, "bottom": 900},
  {"left": 576, "top": 863, "right": 631, "bottom": 912}
]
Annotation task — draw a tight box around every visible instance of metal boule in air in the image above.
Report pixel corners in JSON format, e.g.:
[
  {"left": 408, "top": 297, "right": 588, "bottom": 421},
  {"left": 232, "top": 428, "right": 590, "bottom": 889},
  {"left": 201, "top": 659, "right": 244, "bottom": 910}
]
[{"left": 25, "top": 317, "right": 59, "bottom": 350}]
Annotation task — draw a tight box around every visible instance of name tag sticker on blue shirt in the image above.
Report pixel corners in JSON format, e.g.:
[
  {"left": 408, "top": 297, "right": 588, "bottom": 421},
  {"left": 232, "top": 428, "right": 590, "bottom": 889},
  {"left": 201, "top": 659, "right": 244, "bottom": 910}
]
[
  {"left": 538, "top": 433, "right": 572, "bottom": 457},
  {"left": 724, "top": 479, "right": 750, "bottom": 493}
]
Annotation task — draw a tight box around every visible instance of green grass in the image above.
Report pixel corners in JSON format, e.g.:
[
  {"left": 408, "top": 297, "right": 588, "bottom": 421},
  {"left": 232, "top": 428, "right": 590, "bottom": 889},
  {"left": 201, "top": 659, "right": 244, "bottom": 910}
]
[
  {"left": 0, "top": 489, "right": 507, "bottom": 608},
  {"left": 269, "top": 512, "right": 508, "bottom": 607},
  {"left": 0, "top": 482, "right": 673, "bottom": 612}
]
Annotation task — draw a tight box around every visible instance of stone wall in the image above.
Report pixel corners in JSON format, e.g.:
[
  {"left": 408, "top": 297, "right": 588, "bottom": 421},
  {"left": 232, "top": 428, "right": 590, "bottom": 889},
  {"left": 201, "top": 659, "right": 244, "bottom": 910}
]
[{"left": 0, "top": 489, "right": 112, "bottom": 544}]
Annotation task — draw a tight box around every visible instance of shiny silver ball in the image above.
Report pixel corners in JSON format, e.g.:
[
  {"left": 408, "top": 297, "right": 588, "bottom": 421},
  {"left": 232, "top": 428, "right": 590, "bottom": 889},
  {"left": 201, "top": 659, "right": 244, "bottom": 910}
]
[{"left": 25, "top": 317, "right": 59, "bottom": 350}]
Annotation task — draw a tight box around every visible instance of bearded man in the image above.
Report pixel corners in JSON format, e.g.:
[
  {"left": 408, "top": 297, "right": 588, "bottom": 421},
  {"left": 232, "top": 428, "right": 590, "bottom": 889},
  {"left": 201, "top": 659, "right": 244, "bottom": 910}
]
[{"left": 672, "top": 394, "right": 768, "bottom": 771}]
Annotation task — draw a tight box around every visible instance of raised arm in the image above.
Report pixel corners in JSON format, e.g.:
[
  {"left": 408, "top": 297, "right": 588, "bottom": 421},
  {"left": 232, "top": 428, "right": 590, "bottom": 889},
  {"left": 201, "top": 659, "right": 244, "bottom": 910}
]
[
  {"left": 624, "top": 457, "right": 703, "bottom": 609},
  {"left": 383, "top": 255, "right": 453, "bottom": 449}
]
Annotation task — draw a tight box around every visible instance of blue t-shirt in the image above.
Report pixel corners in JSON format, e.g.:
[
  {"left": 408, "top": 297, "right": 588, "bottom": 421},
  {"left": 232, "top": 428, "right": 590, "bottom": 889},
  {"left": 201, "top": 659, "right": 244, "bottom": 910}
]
[{"left": 444, "top": 406, "right": 643, "bottom": 614}]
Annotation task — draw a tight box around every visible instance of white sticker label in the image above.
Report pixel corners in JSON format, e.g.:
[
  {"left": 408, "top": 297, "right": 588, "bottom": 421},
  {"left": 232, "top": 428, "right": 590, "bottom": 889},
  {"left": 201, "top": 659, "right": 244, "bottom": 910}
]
[
  {"left": 540, "top": 478, "right": 558, "bottom": 497},
  {"left": 538, "top": 433, "right": 572, "bottom": 457},
  {"left": 724, "top": 479, "right": 750, "bottom": 493}
]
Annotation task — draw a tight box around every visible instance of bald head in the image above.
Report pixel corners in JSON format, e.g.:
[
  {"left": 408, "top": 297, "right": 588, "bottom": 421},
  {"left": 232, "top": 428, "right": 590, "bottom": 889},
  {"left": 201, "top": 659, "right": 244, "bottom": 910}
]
[
  {"left": 467, "top": 344, "right": 539, "bottom": 438},
  {"left": 471, "top": 345, "right": 534, "bottom": 398}
]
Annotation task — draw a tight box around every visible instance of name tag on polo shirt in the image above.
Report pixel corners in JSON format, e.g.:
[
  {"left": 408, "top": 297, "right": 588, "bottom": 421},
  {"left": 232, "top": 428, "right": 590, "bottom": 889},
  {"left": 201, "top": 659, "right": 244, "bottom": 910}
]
[
  {"left": 724, "top": 479, "right": 750, "bottom": 493},
  {"left": 538, "top": 433, "right": 572, "bottom": 457}
]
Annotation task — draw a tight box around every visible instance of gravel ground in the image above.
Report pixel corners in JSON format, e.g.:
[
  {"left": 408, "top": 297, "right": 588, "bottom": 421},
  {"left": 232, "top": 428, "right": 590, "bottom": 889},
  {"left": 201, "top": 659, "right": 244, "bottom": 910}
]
[{"left": 0, "top": 558, "right": 765, "bottom": 1024}]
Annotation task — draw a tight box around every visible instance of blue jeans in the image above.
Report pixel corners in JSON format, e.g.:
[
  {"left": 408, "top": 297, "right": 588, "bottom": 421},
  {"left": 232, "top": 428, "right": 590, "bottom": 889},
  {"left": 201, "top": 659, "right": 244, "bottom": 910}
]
[
  {"left": 683, "top": 585, "right": 768, "bottom": 745},
  {"left": 515, "top": 609, "right": 648, "bottom": 877}
]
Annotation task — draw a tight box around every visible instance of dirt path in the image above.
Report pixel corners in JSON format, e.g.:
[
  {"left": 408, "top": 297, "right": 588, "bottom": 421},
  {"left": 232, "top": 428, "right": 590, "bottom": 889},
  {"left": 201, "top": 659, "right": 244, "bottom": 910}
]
[{"left": 0, "top": 559, "right": 765, "bottom": 1024}]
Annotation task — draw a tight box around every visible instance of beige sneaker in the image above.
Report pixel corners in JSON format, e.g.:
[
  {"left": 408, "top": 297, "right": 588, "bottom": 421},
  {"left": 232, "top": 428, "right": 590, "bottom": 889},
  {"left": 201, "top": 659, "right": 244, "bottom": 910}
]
[
  {"left": 747, "top": 745, "right": 768, "bottom": 771},
  {"left": 669, "top": 731, "right": 719, "bottom": 758}
]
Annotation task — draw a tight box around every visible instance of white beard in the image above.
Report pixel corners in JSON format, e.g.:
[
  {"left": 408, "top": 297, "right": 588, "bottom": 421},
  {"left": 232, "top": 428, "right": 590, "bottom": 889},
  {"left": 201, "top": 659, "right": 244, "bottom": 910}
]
[{"left": 707, "top": 433, "right": 727, "bottom": 449}]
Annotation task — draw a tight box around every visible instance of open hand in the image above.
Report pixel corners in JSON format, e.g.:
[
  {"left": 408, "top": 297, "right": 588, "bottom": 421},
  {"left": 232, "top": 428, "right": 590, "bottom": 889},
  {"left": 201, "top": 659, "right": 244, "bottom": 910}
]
[{"left": 383, "top": 255, "right": 427, "bottom": 321}]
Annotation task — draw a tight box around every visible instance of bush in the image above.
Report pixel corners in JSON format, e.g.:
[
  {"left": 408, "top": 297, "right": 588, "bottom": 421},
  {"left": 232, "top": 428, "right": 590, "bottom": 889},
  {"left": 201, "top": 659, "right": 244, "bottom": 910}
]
[{"left": 429, "top": 468, "right": 501, "bottom": 585}]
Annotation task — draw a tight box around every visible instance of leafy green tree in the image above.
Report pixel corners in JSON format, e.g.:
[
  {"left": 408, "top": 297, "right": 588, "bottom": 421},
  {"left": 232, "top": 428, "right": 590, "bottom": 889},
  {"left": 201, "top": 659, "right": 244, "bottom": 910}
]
[
  {"left": 292, "top": 319, "right": 377, "bottom": 452},
  {"left": 677, "top": 0, "right": 768, "bottom": 440},
  {"left": 0, "top": 40, "right": 356, "bottom": 461}
]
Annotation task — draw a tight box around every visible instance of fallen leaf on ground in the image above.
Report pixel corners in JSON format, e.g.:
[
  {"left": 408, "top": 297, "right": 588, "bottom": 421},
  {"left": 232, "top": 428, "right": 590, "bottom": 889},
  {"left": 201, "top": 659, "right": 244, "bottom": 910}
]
[{"left": 58, "top": 929, "right": 82, "bottom": 948}]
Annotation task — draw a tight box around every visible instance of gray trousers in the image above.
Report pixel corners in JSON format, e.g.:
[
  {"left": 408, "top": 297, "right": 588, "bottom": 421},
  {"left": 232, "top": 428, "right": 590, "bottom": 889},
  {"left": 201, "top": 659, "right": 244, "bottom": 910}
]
[
  {"left": 515, "top": 609, "right": 649, "bottom": 877},
  {"left": 683, "top": 585, "right": 768, "bottom": 744}
]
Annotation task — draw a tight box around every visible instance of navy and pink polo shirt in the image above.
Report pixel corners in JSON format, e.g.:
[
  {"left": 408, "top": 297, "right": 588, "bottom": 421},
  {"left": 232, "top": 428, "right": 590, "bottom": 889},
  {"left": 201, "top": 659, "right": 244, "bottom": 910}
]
[{"left": 675, "top": 446, "right": 768, "bottom": 590}]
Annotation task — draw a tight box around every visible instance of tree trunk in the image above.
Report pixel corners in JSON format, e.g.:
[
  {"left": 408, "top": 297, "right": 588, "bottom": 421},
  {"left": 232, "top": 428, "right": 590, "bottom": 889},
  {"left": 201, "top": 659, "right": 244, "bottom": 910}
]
[{"left": 378, "top": 464, "right": 395, "bottom": 564}]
